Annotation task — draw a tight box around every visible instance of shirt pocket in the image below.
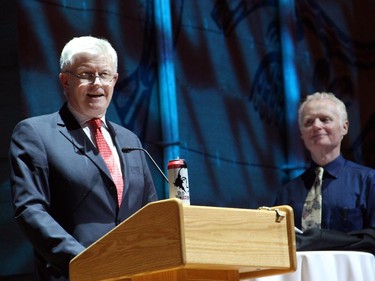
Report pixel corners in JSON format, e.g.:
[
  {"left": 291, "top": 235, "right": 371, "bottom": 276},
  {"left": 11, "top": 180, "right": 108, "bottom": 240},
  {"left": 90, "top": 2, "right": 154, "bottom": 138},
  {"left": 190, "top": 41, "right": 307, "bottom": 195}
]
[{"left": 337, "top": 207, "right": 363, "bottom": 232}]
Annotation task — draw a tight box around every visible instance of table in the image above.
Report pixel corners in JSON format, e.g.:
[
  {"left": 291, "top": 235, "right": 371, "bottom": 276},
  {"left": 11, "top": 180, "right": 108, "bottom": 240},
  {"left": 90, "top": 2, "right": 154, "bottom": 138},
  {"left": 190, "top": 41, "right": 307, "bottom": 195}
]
[{"left": 247, "top": 251, "right": 375, "bottom": 281}]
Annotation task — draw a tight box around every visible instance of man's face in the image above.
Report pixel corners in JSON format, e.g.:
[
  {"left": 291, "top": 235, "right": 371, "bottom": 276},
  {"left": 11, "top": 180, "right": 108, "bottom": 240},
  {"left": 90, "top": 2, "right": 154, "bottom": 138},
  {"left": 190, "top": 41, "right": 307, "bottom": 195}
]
[
  {"left": 300, "top": 99, "right": 348, "bottom": 155},
  {"left": 59, "top": 53, "right": 118, "bottom": 119}
]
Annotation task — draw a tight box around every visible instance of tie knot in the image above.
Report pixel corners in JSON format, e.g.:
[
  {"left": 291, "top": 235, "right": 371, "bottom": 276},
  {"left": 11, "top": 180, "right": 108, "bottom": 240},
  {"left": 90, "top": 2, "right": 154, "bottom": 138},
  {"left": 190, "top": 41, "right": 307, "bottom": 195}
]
[
  {"left": 315, "top": 167, "right": 324, "bottom": 178},
  {"left": 90, "top": 118, "right": 102, "bottom": 129}
]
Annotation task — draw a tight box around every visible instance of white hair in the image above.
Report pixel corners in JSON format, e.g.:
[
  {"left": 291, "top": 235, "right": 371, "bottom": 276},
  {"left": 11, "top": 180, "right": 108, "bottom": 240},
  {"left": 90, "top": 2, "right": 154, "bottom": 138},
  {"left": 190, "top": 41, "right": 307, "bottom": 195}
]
[
  {"left": 60, "top": 36, "right": 118, "bottom": 71},
  {"left": 298, "top": 92, "right": 348, "bottom": 128}
]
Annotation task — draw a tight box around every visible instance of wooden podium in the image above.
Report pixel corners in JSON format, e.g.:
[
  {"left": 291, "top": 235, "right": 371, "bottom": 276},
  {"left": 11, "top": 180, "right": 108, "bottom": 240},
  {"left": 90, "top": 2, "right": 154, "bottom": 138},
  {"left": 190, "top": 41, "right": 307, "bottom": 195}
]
[{"left": 70, "top": 199, "right": 296, "bottom": 281}]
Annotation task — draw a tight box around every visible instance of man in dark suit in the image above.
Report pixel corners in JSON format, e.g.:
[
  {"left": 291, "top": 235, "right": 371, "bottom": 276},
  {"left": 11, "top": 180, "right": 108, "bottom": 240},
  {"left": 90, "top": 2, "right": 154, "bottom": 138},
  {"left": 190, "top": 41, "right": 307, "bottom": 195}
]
[{"left": 9, "top": 36, "right": 158, "bottom": 280}]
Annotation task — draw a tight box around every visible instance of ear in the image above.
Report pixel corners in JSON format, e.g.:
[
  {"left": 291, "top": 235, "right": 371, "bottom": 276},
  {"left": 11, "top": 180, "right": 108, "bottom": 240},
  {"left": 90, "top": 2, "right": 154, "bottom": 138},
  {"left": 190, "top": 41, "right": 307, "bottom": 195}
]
[
  {"left": 112, "top": 73, "right": 119, "bottom": 85},
  {"left": 59, "top": 72, "right": 69, "bottom": 90},
  {"left": 342, "top": 120, "right": 349, "bottom": 136}
]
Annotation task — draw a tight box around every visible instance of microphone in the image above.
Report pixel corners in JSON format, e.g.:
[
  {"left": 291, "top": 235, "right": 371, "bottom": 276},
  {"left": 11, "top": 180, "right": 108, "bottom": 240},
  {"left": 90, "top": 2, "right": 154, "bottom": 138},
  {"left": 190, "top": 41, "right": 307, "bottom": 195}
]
[{"left": 122, "top": 147, "right": 169, "bottom": 183}]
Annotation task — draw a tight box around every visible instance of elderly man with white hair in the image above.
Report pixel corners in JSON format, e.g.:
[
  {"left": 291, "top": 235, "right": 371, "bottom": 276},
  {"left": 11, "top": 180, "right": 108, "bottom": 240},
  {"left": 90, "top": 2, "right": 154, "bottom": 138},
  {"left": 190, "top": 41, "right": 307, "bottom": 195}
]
[{"left": 275, "top": 92, "right": 375, "bottom": 253}]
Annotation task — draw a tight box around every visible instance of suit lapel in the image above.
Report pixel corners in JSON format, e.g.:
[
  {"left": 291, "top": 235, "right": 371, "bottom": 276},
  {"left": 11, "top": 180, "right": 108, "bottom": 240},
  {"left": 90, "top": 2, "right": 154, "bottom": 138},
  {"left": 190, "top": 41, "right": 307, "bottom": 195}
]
[{"left": 57, "top": 104, "right": 113, "bottom": 181}]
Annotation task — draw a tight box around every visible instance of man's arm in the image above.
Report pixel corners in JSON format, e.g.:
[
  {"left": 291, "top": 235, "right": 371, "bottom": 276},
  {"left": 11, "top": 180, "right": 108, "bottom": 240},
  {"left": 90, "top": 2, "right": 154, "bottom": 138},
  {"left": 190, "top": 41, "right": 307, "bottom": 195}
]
[
  {"left": 9, "top": 120, "right": 85, "bottom": 276},
  {"left": 296, "top": 228, "right": 375, "bottom": 253}
]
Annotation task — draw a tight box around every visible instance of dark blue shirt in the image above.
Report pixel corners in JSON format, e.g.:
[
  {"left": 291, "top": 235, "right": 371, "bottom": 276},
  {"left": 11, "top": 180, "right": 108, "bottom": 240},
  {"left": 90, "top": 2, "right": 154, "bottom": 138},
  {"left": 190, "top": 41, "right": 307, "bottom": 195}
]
[{"left": 275, "top": 155, "right": 375, "bottom": 232}]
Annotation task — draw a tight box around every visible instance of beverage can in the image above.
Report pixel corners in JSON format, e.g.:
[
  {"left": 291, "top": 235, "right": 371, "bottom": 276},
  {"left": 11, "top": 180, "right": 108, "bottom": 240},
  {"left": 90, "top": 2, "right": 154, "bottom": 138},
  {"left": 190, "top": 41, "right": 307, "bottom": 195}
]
[{"left": 167, "top": 158, "right": 190, "bottom": 205}]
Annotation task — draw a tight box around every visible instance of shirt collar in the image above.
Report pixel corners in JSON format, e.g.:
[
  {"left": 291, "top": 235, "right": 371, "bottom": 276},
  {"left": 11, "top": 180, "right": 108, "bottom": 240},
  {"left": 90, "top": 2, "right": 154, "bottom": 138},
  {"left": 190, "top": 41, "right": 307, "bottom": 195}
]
[
  {"left": 67, "top": 103, "right": 107, "bottom": 128},
  {"left": 311, "top": 154, "right": 345, "bottom": 179}
]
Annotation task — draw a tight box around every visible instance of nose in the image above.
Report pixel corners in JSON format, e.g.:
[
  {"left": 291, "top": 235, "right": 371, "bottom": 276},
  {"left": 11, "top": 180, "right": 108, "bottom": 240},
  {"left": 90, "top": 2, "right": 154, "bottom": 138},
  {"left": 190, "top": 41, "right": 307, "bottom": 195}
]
[
  {"left": 312, "top": 118, "right": 323, "bottom": 128},
  {"left": 92, "top": 75, "right": 103, "bottom": 84}
]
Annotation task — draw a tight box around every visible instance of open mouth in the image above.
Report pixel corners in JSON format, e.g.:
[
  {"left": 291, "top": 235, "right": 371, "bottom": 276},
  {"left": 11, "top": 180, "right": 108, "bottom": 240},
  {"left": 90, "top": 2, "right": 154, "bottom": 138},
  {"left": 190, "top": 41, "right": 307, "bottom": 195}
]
[{"left": 87, "top": 94, "right": 104, "bottom": 98}]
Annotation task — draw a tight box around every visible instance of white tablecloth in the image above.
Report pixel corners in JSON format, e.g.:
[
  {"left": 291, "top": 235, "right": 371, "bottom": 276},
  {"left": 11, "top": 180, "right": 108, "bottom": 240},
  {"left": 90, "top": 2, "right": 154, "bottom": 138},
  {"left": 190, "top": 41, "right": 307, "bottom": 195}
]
[{"left": 247, "top": 251, "right": 375, "bottom": 281}]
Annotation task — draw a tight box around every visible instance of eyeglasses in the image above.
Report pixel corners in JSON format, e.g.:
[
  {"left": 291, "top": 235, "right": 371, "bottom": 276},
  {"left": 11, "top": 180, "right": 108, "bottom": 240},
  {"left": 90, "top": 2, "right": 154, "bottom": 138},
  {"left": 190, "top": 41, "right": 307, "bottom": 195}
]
[{"left": 64, "top": 71, "right": 115, "bottom": 84}]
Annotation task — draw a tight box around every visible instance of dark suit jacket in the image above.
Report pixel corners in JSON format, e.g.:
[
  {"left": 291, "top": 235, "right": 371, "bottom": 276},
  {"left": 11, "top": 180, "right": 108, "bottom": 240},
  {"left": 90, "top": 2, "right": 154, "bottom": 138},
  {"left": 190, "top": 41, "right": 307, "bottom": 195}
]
[{"left": 9, "top": 103, "right": 158, "bottom": 280}]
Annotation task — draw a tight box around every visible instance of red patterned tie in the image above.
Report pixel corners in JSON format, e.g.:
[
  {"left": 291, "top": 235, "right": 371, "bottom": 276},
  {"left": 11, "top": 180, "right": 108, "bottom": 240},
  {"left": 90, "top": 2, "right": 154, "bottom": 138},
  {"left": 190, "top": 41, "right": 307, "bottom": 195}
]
[{"left": 90, "top": 118, "right": 124, "bottom": 206}]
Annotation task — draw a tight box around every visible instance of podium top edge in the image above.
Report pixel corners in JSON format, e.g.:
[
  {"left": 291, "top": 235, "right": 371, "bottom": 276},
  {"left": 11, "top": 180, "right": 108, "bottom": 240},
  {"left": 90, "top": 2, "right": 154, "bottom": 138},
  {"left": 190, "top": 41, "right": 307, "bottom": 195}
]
[{"left": 149, "top": 199, "right": 293, "bottom": 215}]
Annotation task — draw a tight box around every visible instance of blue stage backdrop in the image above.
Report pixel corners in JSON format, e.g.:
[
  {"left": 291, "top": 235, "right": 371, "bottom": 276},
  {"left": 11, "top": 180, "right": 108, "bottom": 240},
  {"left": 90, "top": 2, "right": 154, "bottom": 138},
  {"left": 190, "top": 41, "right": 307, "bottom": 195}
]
[{"left": 0, "top": 0, "right": 374, "bottom": 278}]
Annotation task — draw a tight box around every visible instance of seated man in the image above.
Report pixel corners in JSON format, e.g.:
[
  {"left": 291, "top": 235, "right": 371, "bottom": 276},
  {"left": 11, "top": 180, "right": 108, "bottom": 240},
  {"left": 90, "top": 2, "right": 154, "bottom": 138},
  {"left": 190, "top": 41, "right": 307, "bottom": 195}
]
[{"left": 275, "top": 92, "right": 375, "bottom": 253}]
